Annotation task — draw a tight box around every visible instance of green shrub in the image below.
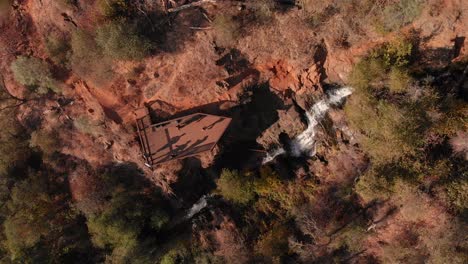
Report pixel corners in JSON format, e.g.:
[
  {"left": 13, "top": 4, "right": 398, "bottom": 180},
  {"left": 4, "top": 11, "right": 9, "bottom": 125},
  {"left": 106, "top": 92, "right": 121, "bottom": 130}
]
[
  {"left": 98, "top": 0, "right": 132, "bottom": 18},
  {"left": 431, "top": 98, "right": 468, "bottom": 136},
  {"left": 160, "top": 246, "right": 191, "bottom": 264},
  {"left": 445, "top": 180, "right": 468, "bottom": 213},
  {"left": 95, "top": 20, "right": 152, "bottom": 60},
  {"left": 377, "top": 37, "right": 414, "bottom": 68},
  {"left": 388, "top": 67, "right": 412, "bottom": 93},
  {"left": 44, "top": 34, "right": 71, "bottom": 68},
  {"left": 253, "top": 167, "right": 315, "bottom": 215},
  {"left": 10, "top": 56, "right": 60, "bottom": 94},
  {"left": 250, "top": 0, "right": 274, "bottom": 25},
  {"left": 4, "top": 177, "right": 56, "bottom": 260},
  {"left": 70, "top": 30, "right": 98, "bottom": 61},
  {"left": 355, "top": 168, "right": 394, "bottom": 203},
  {"left": 349, "top": 57, "right": 386, "bottom": 89},
  {"left": 338, "top": 224, "right": 368, "bottom": 254},
  {"left": 3, "top": 171, "right": 81, "bottom": 262},
  {"left": 86, "top": 165, "right": 171, "bottom": 261},
  {"left": 70, "top": 30, "right": 115, "bottom": 87},
  {"left": 212, "top": 15, "right": 240, "bottom": 47},
  {"left": 217, "top": 169, "right": 255, "bottom": 205},
  {"left": 345, "top": 39, "right": 428, "bottom": 164},
  {"left": 345, "top": 90, "right": 413, "bottom": 163},
  {"left": 398, "top": 102, "right": 432, "bottom": 148},
  {"left": 350, "top": 38, "right": 413, "bottom": 91},
  {"left": 87, "top": 198, "right": 140, "bottom": 250}
]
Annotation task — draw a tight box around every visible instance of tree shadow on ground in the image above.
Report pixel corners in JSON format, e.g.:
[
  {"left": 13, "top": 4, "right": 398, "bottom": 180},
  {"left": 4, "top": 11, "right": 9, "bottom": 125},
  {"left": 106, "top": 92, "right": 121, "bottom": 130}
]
[
  {"left": 213, "top": 83, "right": 287, "bottom": 170},
  {"left": 171, "top": 157, "right": 216, "bottom": 205},
  {"left": 141, "top": 7, "right": 210, "bottom": 54}
]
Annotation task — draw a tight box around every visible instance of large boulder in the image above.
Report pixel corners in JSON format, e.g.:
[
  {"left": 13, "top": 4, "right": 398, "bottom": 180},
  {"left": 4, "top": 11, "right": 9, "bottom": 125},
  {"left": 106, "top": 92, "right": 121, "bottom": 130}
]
[{"left": 257, "top": 106, "right": 307, "bottom": 148}]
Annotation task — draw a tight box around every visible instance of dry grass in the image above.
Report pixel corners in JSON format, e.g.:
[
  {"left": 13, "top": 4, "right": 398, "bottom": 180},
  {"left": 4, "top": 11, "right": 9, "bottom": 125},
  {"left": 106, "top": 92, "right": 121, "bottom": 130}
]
[{"left": 212, "top": 15, "right": 240, "bottom": 47}]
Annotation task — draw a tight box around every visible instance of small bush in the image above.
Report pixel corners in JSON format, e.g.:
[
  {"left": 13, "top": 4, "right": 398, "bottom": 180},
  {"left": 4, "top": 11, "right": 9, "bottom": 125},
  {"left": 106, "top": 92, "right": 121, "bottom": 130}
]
[
  {"left": 253, "top": 167, "right": 315, "bottom": 215},
  {"left": 431, "top": 98, "right": 467, "bottom": 136},
  {"left": 83, "top": 164, "right": 171, "bottom": 261},
  {"left": 3, "top": 170, "right": 80, "bottom": 261},
  {"left": 160, "top": 246, "right": 191, "bottom": 264},
  {"left": 388, "top": 67, "right": 412, "bottom": 93},
  {"left": 356, "top": 161, "right": 422, "bottom": 202},
  {"left": 95, "top": 19, "right": 152, "bottom": 60},
  {"left": 70, "top": 30, "right": 115, "bottom": 87},
  {"left": 217, "top": 169, "right": 255, "bottom": 205},
  {"left": 212, "top": 15, "right": 240, "bottom": 47},
  {"left": 380, "top": 37, "right": 414, "bottom": 67},
  {"left": 444, "top": 180, "right": 468, "bottom": 213},
  {"left": 73, "top": 116, "right": 104, "bottom": 137},
  {"left": 345, "top": 38, "right": 429, "bottom": 164},
  {"left": 44, "top": 34, "right": 71, "bottom": 68},
  {"left": 345, "top": 90, "right": 414, "bottom": 163},
  {"left": 355, "top": 168, "right": 394, "bottom": 203},
  {"left": 98, "top": 0, "right": 132, "bottom": 18},
  {"left": 250, "top": 0, "right": 274, "bottom": 25},
  {"left": 381, "top": 0, "right": 423, "bottom": 32},
  {"left": 10, "top": 56, "right": 60, "bottom": 94},
  {"left": 349, "top": 57, "right": 386, "bottom": 89},
  {"left": 87, "top": 209, "right": 139, "bottom": 253},
  {"left": 29, "top": 129, "right": 60, "bottom": 155}
]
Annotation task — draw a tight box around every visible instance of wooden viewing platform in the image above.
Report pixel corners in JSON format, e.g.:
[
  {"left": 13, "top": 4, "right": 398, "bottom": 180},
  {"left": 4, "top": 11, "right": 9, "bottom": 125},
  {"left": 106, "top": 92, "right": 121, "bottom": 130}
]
[{"left": 134, "top": 108, "right": 231, "bottom": 169}]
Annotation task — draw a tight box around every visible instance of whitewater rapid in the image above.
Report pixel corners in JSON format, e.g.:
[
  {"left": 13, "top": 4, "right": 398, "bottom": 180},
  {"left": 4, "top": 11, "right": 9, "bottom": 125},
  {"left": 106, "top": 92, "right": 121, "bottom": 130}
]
[
  {"left": 262, "top": 147, "right": 286, "bottom": 164},
  {"left": 262, "top": 87, "right": 353, "bottom": 164},
  {"left": 185, "top": 195, "right": 209, "bottom": 219}
]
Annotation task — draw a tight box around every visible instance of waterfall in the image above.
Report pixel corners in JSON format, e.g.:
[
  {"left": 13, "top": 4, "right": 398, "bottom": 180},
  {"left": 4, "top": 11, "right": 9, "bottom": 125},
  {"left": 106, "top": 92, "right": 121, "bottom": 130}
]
[
  {"left": 263, "top": 87, "right": 353, "bottom": 163},
  {"left": 290, "top": 87, "right": 353, "bottom": 157},
  {"left": 185, "top": 195, "right": 210, "bottom": 219},
  {"left": 262, "top": 147, "right": 286, "bottom": 164}
]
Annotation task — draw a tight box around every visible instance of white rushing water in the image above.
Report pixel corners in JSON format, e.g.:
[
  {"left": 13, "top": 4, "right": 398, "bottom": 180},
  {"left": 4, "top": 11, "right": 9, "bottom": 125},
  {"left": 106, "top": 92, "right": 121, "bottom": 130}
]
[
  {"left": 262, "top": 147, "right": 286, "bottom": 164},
  {"left": 262, "top": 87, "right": 353, "bottom": 164},
  {"left": 185, "top": 195, "right": 210, "bottom": 219}
]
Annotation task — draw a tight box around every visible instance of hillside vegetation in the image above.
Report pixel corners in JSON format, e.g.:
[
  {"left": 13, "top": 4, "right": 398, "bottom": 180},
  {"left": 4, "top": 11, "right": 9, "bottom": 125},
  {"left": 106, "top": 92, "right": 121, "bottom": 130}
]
[{"left": 0, "top": 0, "right": 466, "bottom": 263}]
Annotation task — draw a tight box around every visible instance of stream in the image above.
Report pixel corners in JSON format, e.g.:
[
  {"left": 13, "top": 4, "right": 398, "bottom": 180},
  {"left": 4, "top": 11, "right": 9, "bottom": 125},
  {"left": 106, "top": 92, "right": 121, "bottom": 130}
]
[{"left": 263, "top": 87, "right": 353, "bottom": 164}]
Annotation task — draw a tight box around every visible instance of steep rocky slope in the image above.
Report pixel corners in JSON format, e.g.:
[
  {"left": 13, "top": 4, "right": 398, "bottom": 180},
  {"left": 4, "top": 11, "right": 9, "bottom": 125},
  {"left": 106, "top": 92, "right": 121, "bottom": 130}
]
[{"left": 0, "top": 0, "right": 466, "bottom": 262}]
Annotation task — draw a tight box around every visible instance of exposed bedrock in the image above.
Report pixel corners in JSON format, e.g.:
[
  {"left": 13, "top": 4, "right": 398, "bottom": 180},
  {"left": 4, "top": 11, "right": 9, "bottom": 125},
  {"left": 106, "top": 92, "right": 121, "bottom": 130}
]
[{"left": 256, "top": 105, "right": 307, "bottom": 149}]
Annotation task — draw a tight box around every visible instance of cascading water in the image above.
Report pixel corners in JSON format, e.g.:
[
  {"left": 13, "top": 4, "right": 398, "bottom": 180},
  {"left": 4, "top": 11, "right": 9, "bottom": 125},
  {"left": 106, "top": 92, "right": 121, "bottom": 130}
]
[
  {"left": 290, "top": 87, "right": 353, "bottom": 157},
  {"left": 262, "top": 147, "right": 286, "bottom": 164},
  {"left": 185, "top": 195, "right": 210, "bottom": 219},
  {"left": 262, "top": 87, "right": 353, "bottom": 164}
]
